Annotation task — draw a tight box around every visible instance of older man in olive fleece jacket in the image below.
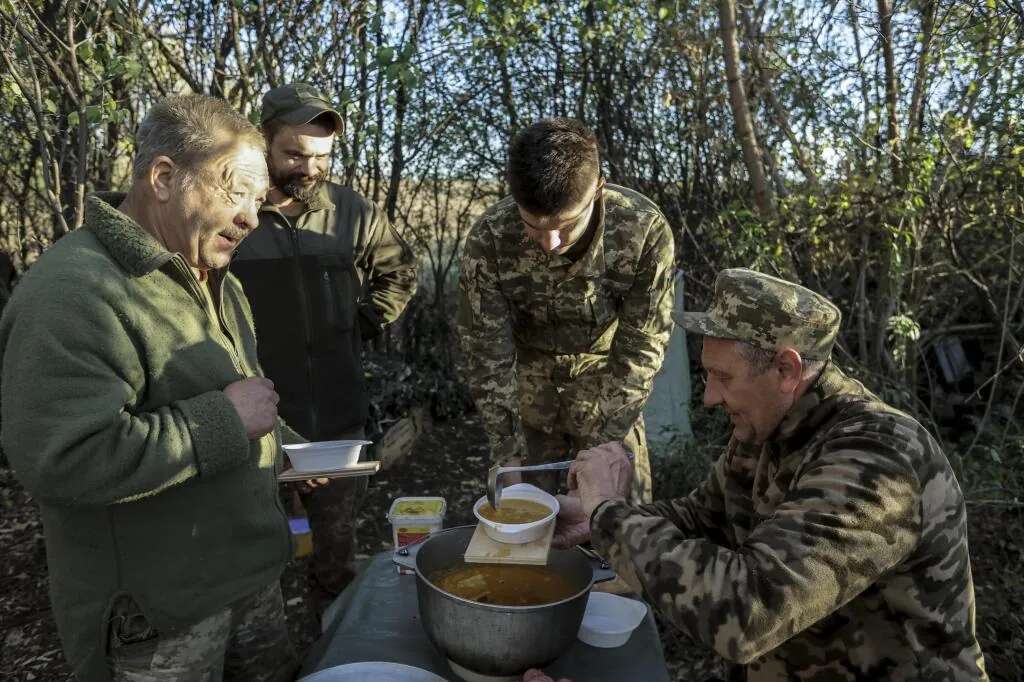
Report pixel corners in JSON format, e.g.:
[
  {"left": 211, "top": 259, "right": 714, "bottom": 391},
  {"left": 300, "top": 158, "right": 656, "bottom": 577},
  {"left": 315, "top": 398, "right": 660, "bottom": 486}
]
[{"left": 0, "top": 96, "right": 300, "bottom": 681}]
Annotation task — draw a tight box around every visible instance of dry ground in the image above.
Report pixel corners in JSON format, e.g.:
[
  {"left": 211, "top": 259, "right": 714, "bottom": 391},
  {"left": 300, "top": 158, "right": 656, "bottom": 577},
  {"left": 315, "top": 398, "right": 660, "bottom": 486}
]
[{"left": 2, "top": 415, "right": 1021, "bottom": 680}]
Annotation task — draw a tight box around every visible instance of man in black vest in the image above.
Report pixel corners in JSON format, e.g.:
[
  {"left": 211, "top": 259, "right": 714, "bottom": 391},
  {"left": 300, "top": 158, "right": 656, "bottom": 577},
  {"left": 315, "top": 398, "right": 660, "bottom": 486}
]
[{"left": 232, "top": 83, "right": 418, "bottom": 598}]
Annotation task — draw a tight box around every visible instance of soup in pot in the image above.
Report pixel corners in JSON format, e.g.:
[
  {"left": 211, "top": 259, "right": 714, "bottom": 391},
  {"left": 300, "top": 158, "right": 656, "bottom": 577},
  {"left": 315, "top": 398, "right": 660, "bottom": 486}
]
[
  {"left": 478, "top": 498, "right": 551, "bottom": 524},
  {"left": 432, "top": 564, "right": 578, "bottom": 606}
]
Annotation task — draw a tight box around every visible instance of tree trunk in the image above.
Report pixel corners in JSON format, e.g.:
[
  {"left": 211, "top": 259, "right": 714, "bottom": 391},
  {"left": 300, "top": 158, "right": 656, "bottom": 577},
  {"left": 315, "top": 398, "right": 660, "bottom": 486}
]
[
  {"left": 905, "top": 0, "right": 938, "bottom": 149},
  {"left": 739, "top": 7, "right": 820, "bottom": 190},
  {"left": 717, "top": 0, "right": 773, "bottom": 216},
  {"left": 877, "top": 0, "right": 903, "bottom": 183}
]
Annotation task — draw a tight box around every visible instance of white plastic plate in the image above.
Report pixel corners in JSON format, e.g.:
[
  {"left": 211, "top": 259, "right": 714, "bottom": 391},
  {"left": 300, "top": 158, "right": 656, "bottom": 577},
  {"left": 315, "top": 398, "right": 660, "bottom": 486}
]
[{"left": 299, "top": 661, "right": 448, "bottom": 681}]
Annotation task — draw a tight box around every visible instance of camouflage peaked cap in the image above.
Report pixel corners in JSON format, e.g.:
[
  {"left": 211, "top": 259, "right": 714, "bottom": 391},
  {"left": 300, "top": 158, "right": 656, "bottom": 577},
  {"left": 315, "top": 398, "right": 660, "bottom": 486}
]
[
  {"left": 676, "top": 268, "right": 841, "bottom": 360},
  {"left": 260, "top": 82, "right": 343, "bottom": 132}
]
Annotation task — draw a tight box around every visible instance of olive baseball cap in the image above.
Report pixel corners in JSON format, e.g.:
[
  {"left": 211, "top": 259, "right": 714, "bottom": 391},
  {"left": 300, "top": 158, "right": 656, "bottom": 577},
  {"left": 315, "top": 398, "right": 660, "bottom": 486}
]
[
  {"left": 260, "top": 82, "right": 343, "bottom": 133},
  {"left": 676, "top": 268, "right": 841, "bottom": 360}
]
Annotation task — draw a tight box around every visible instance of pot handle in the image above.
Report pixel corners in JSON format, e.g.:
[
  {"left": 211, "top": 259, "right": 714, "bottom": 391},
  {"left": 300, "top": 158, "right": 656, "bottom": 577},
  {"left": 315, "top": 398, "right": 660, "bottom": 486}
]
[
  {"left": 393, "top": 544, "right": 418, "bottom": 570},
  {"left": 577, "top": 545, "right": 617, "bottom": 583}
]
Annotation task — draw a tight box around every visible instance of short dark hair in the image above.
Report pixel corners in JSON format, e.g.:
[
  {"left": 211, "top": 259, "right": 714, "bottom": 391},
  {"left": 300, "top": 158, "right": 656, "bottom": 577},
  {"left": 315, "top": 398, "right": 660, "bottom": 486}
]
[{"left": 507, "top": 118, "right": 600, "bottom": 215}]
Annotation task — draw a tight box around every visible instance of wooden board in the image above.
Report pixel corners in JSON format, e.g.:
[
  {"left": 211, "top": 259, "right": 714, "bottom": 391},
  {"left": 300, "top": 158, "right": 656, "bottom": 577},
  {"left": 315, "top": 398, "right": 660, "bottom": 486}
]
[
  {"left": 463, "top": 522, "right": 555, "bottom": 565},
  {"left": 277, "top": 461, "right": 380, "bottom": 483}
]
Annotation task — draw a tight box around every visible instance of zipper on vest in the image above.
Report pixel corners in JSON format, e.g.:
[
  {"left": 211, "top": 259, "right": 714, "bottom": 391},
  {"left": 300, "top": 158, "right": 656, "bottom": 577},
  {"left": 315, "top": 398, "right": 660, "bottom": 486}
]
[{"left": 288, "top": 223, "right": 320, "bottom": 438}]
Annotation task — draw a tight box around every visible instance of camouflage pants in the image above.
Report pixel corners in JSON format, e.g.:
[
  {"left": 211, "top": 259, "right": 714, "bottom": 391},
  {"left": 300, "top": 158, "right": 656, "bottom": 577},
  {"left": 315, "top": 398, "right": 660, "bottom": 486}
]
[
  {"left": 297, "top": 426, "right": 367, "bottom": 596},
  {"left": 521, "top": 416, "right": 652, "bottom": 504},
  {"left": 106, "top": 582, "right": 298, "bottom": 681}
]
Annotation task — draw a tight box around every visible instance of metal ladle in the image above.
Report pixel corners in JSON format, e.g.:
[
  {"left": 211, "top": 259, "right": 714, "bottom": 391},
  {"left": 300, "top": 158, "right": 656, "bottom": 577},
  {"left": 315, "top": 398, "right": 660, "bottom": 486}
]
[
  {"left": 486, "top": 460, "right": 572, "bottom": 510},
  {"left": 486, "top": 450, "right": 634, "bottom": 509}
]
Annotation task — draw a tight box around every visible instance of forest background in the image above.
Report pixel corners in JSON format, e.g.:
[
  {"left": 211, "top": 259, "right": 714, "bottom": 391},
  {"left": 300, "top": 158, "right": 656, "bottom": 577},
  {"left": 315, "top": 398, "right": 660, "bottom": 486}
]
[{"left": 0, "top": 0, "right": 1022, "bottom": 679}]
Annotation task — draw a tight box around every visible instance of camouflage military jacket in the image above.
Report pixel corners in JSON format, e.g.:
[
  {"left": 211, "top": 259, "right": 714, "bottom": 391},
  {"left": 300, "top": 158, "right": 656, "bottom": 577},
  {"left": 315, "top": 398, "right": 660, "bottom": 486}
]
[
  {"left": 591, "top": 364, "right": 988, "bottom": 681},
  {"left": 456, "top": 185, "right": 675, "bottom": 464}
]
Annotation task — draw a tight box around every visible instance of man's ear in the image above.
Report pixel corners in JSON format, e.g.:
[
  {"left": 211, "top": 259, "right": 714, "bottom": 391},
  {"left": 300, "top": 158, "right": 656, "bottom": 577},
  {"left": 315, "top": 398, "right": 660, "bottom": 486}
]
[
  {"left": 776, "top": 348, "right": 804, "bottom": 393},
  {"left": 149, "top": 156, "right": 177, "bottom": 202}
]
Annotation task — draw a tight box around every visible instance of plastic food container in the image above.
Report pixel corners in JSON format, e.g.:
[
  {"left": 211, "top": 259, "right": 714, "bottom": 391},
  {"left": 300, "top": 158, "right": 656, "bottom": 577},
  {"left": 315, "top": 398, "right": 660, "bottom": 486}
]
[
  {"left": 282, "top": 440, "right": 372, "bottom": 473},
  {"left": 387, "top": 497, "right": 446, "bottom": 574},
  {"left": 577, "top": 592, "right": 649, "bottom": 648},
  {"left": 472, "top": 483, "right": 559, "bottom": 544}
]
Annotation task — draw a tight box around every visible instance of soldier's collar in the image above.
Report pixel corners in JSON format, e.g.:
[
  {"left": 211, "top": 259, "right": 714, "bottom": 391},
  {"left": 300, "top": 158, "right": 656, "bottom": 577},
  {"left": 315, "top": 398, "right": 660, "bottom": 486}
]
[
  {"left": 305, "top": 182, "right": 335, "bottom": 211},
  {"left": 771, "top": 359, "right": 851, "bottom": 443},
  {"left": 86, "top": 192, "right": 176, "bottom": 276},
  {"left": 566, "top": 194, "right": 607, "bottom": 277}
]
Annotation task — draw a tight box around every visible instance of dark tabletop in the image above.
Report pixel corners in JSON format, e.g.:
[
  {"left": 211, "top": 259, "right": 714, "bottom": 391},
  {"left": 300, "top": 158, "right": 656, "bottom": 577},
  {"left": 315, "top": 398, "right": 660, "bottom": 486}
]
[{"left": 299, "top": 551, "right": 670, "bottom": 682}]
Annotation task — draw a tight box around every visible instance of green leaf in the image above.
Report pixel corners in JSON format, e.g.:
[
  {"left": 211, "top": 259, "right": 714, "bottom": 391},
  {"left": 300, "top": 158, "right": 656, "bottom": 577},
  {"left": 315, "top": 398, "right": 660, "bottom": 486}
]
[
  {"left": 67, "top": 111, "right": 80, "bottom": 127},
  {"left": 123, "top": 60, "right": 142, "bottom": 79},
  {"left": 377, "top": 46, "right": 394, "bottom": 66},
  {"left": 658, "top": 6, "right": 669, "bottom": 19},
  {"left": 77, "top": 42, "right": 94, "bottom": 62},
  {"left": 85, "top": 105, "right": 103, "bottom": 123}
]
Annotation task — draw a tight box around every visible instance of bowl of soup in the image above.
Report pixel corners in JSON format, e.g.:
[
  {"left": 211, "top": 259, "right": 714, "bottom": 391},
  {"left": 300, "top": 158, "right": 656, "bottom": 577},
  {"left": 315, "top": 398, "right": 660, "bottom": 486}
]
[{"left": 473, "top": 483, "right": 558, "bottom": 544}]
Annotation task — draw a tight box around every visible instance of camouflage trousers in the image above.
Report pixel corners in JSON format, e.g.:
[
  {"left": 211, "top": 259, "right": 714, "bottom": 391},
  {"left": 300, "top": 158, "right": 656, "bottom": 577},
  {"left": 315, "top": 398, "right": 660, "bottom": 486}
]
[
  {"left": 297, "top": 426, "right": 367, "bottom": 596},
  {"left": 521, "top": 416, "right": 652, "bottom": 504},
  {"left": 106, "top": 582, "right": 298, "bottom": 681}
]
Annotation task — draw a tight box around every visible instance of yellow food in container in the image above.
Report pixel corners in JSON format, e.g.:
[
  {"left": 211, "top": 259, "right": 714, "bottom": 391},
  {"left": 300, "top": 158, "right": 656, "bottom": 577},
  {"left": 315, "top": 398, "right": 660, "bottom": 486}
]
[{"left": 387, "top": 496, "right": 446, "bottom": 574}]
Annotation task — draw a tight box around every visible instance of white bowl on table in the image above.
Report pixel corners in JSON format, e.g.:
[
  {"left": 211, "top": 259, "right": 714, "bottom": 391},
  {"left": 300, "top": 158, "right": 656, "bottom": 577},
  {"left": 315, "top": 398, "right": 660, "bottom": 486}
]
[
  {"left": 472, "top": 483, "right": 559, "bottom": 544},
  {"left": 577, "top": 592, "right": 649, "bottom": 648},
  {"left": 282, "top": 440, "right": 371, "bottom": 473}
]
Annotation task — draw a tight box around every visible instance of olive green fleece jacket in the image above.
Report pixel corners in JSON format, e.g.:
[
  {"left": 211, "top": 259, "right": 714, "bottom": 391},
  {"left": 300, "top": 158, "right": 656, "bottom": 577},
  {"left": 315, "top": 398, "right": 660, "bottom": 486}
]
[{"left": 0, "top": 194, "right": 294, "bottom": 681}]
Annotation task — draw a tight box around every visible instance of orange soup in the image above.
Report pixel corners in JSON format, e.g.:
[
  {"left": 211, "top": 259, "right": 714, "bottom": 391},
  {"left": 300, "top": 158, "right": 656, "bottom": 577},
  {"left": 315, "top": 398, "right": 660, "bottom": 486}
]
[{"left": 478, "top": 498, "right": 551, "bottom": 524}]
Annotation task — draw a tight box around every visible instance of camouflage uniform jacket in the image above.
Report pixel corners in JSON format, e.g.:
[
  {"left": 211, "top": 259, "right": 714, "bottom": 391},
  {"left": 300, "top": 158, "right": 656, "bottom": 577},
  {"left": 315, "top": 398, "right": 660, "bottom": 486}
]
[
  {"left": 591, "top": 363, "right": 988, "bottom": 681},
  {"left": 457, "top": 185, "right": 675, "bottom": 464}
]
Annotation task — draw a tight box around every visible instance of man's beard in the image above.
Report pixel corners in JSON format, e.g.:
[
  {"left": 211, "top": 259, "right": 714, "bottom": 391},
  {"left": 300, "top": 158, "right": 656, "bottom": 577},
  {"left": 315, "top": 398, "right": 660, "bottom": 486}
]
[{"left": 273, "top": 170, "right": 323, "bottom": 202}]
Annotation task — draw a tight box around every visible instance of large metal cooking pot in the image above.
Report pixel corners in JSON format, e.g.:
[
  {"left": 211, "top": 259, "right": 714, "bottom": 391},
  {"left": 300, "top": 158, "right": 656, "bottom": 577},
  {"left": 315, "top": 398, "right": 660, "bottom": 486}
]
[{"left": 395, "top": 526, "right": 615, "bottom": 678}]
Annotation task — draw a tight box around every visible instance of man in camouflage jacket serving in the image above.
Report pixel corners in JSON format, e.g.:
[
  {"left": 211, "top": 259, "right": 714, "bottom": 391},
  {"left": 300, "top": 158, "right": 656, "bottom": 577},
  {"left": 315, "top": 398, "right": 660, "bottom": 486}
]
[
  {"left": 457, "top": 118, "right": 675, "bottom": 502},
  {"left": 554, "top": 268, "right": 988, "bottom": 681}
]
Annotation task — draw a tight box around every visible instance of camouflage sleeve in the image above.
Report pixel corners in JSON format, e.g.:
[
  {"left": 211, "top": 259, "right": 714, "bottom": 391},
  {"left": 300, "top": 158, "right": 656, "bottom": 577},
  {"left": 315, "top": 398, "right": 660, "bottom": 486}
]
[
  {"left": 590, "top": 422, "right": 922, "bottom": 664},
  {"left": 455, "top": 220, "right": 528, "bottom": 465},
  {"left": 358, "top": 206, "right": 418, "bottom": 336},
  {"left": 566, "top": 214, "right": 675, "bottom": 445},
  {"left": 638, "top": 446, "right": 731, "bottom": 544}
]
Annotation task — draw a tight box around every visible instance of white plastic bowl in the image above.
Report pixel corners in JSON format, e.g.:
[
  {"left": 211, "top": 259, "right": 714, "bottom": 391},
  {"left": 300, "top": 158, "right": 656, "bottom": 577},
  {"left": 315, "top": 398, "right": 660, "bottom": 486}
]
[
  {"left": 472, "top": 483, "right": 559, "bottom": 544},
  {"left": 282, "top": 440, "right": 371, "bottom": 473},
  {"left": 577, "top": 592, "right": 649, "bottom": 648},
  {"left": 299, "top": 662, "right": 447, "bottom": 681}
]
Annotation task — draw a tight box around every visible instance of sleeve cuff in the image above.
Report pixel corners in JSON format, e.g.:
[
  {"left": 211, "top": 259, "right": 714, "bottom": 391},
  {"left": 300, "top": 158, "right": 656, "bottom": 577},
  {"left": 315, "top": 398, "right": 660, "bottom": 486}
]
[
  {"left": 589, "top": 498, "right": 629, "bottom": 541},
  {"left": 358, "top": 304, "right": 385, "bottom": 340},
  {"left": 178, "top": 390, "right": 251, "bottom": 477}
]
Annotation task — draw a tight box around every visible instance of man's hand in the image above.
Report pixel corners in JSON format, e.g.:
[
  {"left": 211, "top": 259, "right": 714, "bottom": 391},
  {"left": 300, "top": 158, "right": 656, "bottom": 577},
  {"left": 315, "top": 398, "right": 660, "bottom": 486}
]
[
  {"left": 521, "top": 669, "right": 572, "bottom": 682},
  {"left": 567, "top": 442, "right": 634, "bottom": 518},
  {"left": 224, "top": 377, "right": 279, "bottom": 440},
  {"left": 291, "top": 477, "right": 331, "bottom": 494},
  {"left": 552, "top": 493, "right": 591, "bottom": 548}
]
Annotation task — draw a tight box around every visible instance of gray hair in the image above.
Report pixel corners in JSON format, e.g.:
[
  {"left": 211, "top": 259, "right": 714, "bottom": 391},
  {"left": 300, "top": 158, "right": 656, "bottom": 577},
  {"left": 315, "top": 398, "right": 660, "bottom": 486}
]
[
  {"left": 131, "top": 94, "right": 265, "bottom": 184},
  {"left": 736, "top": 341, "right": 826, "bottom": 380}
]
